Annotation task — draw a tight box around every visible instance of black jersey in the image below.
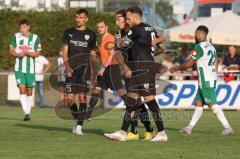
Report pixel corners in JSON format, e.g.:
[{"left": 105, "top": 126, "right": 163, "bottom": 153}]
[
  {"left": 119, "top": 29, "right": 134, "bottom": 62},
  {"left": 63, "top": 27, "right": 96, "bottom": 68},
  {"left": 63, "top": 27, "right": 96, "bottom": 57},
  {"left": 125, "top": 23, "right": 158, "bottom": 62}
]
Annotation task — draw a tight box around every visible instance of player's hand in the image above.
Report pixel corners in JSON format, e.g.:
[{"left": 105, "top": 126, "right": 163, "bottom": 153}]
[
  {"left": 66, "top": 66, "right": 73, "bottom": 77},
  {"left": 160, "top": 65, "right": 168, "bottom": 74},
  {"left": 125, "top": 69, "right": 132, "bottom": 78},
  {"left": 170, "top": 66, "right": 179, "bottom": 73},
  {"left": 151, "top": 38, "right": 159, "bottom": 46},
  {"left": 98, "top": 68, "right": 105, "bottom": 76},
  {"left": 17, "top": 51, "right": 26, "bottom": 57},
  {"left": 91, "top": 78, "right": 98, "bottom": 89}
]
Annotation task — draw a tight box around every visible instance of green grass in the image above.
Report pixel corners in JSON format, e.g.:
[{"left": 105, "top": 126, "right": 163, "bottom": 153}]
[{"left": 0, "top": 106, "right": 239, "bottom": 159}]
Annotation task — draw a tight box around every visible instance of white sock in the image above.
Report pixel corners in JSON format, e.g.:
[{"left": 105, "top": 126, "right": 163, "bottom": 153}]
[
  {"left": 26, "top": 96, "right": 33, "bottom": 115},
  {"left": 188, "top": 107, "right": 204, "bottom": 129},
  {"left": 212, "top": 104, "right": 230, "bottom": 128},
  {"left": 20, "top": 95, "right": 28, "bottom": 115}
]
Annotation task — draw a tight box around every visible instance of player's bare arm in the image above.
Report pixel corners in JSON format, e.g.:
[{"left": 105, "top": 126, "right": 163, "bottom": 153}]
[
  {"left": 170, "top": 57, "right": 195, "bottom": 73},
  {"left": 62, "top": 44, "right": 73, "bottom": 77},
  {"left": 25, "top": 50, "right": 40, "bottom": 57},
  {"left": 90, "top": 50, "right": 98, "bottom": 87}
]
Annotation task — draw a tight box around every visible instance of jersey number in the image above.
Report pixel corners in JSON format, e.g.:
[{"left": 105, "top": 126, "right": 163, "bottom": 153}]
[{"left": 208, "top": 50, "right": 216, "bottom": 66}]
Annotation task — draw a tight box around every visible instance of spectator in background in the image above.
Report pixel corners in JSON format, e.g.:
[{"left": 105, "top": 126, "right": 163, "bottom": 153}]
[
  {"left": 35, "top": 55, "right": 51, "bottom": 107},
  {"left": 223, "top": 46, "right": 240, "bottom": 70},
  {"left": 172, "top": 49, "right": 189, "bottom": 80},
  {"left": 160, "top": 51, "right": 173, "bottom": 80},
  {"left": 57, "top": 50, "right": 66, "bottom": 103}
]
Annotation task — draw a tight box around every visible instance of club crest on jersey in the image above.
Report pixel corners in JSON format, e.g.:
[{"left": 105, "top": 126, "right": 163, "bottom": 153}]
[
  {"left": 85, "top": 35, "right": 90, "bottom": 40},
  {"left": 143, "top": 83, "right": 150, "bottom": 89},
  {"left": 192, "top": 50, "right": 198, "bottom": 56},
  {"left": 128, "top": 30, "right": 132, "bottom": 35}
]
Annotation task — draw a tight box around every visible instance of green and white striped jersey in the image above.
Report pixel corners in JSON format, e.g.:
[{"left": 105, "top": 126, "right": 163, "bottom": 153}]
[
  {"left": 192, "top": 41, "right": 217, "bottom": 88},
  {"left": 10, "top": 32, "right": 41, "bottom": 74}
]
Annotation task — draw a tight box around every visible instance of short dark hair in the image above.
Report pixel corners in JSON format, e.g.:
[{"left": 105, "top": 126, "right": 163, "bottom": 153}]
[
  {"left": 196, "top": 25, "right": 209, "bottom": 35},
  {"left": 76, "top": 8, "right": 88, "bottom": 16},
  {"left": 115, "top": 9, "right": 126, "bottom": 18},
  {"left": 97, "top": 20, "right": 107, "bottom": 26},
  {"left": 19, "top": 19, "right": 30, "bottom": 26},
  {"left": 127, "top": 6, "right": 143, "bottom": 17}
]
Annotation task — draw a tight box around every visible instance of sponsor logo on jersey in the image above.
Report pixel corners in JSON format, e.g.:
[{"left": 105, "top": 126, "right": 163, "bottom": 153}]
[
  {"left": 85, "top": 35, "right": 90, "bottom": 40},
  {"left": 70, "top": 40, "right": 88, "bottom": 47},
  {"left": 192, "top": 50, "right": 198, "bottom": 56},
  {"left": 69, "top": 34, "right": 73, "bottom": 37}
]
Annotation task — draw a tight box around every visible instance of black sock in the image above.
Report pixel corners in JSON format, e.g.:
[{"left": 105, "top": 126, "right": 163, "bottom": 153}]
[
  {"left": 121, "top": 110, "right": 132, "bottom": 132},
  {"left": 120, "top": 96, "right": 137, "bottom": 132},
  {"left": 130, "top": 111, "right": 138, "bottom": 134},
  {"left": 138, "top": 104, "right": 153, "bottom": 132},
  {"left": 77, "top": 103, "right": 87, "bottom": 126},
  {"left": 86, "top": 93, "right": 99, "bottom": 119},
  {"left": 69, "top": 103, "right": 78, "bottom": 120},
  {"left": 146, "top": 100, "right": 164, "bottom": 132}
]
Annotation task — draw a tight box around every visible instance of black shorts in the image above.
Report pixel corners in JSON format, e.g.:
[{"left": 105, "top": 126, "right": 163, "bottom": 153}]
[
  {"left": 97, "top": 65, "right": 123, "bottom": 91},
  {"left": 65, "top": 69, "right": 89, "bottom": 94},
  {"left": 127, "top": 69, "right": 156, "bottom": 97}
]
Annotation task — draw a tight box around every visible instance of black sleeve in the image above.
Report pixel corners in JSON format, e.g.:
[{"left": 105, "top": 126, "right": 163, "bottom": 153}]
[
  {"left": 89, "top": 32, "right": 97, "bottom": 51},
  {"left": 62, "top": 29, "right": 69, "bottom": 45},
  {"left": 126, "top": 26, "right": 139, "bottom": 41}
]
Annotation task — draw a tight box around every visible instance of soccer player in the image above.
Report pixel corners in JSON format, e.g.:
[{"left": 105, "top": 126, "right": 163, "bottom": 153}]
[
  {"left": 9, "top": 19, "right": 41, "bottom": 121},
  {"left": 105, "top": 6, "right": 168, "bottom": 142},
  {"left": 114, "top": 9, "right": 155, "bottom": 140},
  {"left": 170, "top": 25, "right": 234, "bottom": 136},
  {"left": 62, "top": 9, "right": 97, "bottom": 135},
  {"left": 86, "top": 21, "right": 132, "bottom": 121}
]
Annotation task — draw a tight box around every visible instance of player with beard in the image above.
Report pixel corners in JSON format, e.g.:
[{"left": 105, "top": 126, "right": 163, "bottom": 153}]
[
  {"left": 62, "top": 9, "right": 97, "bottom": 135},
  {"left": 170, "top": 25, "right": 234, "bottom": 136},
  {"left": 105, "top": 6, "right": 168, "bottom": 141},
  {"left": 114, "top": 9, "right": 155, "bottom": 140},
  {"left": 85, "top": 20, "right": 132, "bottom": 122}
]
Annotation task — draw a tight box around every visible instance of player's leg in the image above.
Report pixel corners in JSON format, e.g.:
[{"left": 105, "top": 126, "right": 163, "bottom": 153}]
[
  {"left": 136, "top": 98, "right": 154, "bottom": 140},
  {"left": 179, "top": 88, "right": 204, "bottom": 134},
  {"left": 65, "top": 73, "right": 79, "bottom": 133},
  {"left": 86, "top": 75, "right": 107, "bottom": 120},
  {"left": 15, "top": 72, "right": 29, "bottom": 120},
  {"left": 74, "top": 91, "right": 88, "bottom": 135},
  {"left": 25, "top": 73, "right": 36, "bottom": 115},
  {"left": 86, "top": 87, "right": 101, "bottom": 120},
  {"left": 206, "top": 88, "right": 233, "bottom": 135},
  {"left": 104, "top": 92, "right": 139, "bottom": 141},
  {"left": 179, "top": 101, "right": 203, "bottom": 134},
  {"left": 143, "top": 95, "right": 167, "bottom": 142}
]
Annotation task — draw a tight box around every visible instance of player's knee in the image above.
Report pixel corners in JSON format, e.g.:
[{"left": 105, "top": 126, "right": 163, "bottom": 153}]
[
  {"left": 144, "top": 95, "right": 155, "bottom": 102},
  {"left": 125, "top": 96, "right": 138, "bottom": 108},
  {"left": 116, "top": 89, "right": 126, "bottom": 97},
  {"left": 92, "top": 87, "right": 101, "bottom": 94},
  {"left": 79, "top": 93, "right": 87, "bottom": 103},
  {"left": 127, "top": 92, "right": 139, "bottom": 100},
  {"left": 146, "top": 100, "right": 159, "bottom": 113}
]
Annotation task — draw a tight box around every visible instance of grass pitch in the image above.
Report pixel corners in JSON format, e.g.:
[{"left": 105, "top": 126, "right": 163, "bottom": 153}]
[{"left": 0, "top": 106, "right": 239, "bottom": 159}]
